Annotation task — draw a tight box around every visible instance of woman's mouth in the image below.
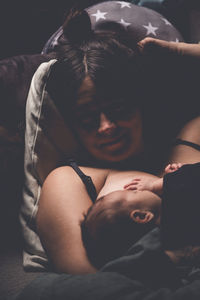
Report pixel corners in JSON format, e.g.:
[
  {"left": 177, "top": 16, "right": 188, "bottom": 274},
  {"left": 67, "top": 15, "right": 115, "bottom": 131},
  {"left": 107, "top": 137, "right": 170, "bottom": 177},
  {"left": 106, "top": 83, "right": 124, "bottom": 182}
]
[{"left": 99, "top": 134, "right": 129, "bottom": 152}]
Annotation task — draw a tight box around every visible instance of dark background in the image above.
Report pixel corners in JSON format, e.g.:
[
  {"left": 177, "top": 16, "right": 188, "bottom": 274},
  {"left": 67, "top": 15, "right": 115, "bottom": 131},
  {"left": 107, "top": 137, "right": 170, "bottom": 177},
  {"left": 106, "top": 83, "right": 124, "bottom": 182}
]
[
  {"left": 0, "top": 8, "right": 68, "bottom": 59},
  {"left": 0, "top": 1, "right": 105, "bottom": 59}
]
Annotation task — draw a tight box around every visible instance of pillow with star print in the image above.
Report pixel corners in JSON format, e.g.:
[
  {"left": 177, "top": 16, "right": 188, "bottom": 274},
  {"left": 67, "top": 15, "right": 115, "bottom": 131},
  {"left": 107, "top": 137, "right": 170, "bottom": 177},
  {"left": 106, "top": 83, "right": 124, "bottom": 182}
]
[{"left": 42, "top": 1, "right": 184, "bottom": 54}]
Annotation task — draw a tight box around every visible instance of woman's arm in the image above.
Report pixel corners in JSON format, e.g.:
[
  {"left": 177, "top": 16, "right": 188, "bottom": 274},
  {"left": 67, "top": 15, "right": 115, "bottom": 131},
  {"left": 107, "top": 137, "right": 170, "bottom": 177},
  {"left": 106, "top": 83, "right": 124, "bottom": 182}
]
[
  {"left": 138, "top": 37, "right": 200, "bottom": 59},
  {"left": 36, "top": 166, "right": 109, "bottom": 274}
]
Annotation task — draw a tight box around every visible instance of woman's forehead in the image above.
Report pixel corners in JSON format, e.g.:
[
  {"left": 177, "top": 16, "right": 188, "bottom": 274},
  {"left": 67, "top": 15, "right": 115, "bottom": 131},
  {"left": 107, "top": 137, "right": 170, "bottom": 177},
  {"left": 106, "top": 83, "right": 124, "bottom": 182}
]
[
  {"left": 76, "top": 75, "right": 133, "bottom": 107},
  {"left": 77, "top": 76, "right": 96, "bottom": 105}
]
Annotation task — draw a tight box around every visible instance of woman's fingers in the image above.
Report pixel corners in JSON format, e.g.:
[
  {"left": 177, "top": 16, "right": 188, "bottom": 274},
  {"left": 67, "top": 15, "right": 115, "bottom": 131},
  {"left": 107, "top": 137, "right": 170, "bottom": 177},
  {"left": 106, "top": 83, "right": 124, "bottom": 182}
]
[{"left": 138, "top": 37, "right": 200, "bottom": 58}]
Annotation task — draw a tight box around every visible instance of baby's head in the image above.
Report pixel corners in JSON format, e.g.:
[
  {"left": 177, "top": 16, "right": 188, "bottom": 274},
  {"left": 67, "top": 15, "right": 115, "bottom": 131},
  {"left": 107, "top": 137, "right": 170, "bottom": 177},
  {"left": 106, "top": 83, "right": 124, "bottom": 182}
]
[{"left": 81, "top": 189, "right": 161, "bottom": 268}]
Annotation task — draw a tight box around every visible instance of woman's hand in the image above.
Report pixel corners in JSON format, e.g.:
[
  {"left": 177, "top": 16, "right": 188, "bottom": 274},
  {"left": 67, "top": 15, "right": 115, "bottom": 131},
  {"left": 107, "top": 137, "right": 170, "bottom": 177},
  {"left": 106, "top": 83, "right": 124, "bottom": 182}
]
[{"left": 138, "top": 37, "right": 200, "bottom": 59}]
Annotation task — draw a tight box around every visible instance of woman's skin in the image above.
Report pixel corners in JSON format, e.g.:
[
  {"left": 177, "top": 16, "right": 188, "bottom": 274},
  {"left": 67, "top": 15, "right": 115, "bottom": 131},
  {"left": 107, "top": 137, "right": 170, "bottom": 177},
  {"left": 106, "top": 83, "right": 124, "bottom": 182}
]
[
  {"left": 138, "top": 37, "right": 200, "bottom": 59},
  {"left": 37, "top": 40, "right": 200, "bottom": 274}
]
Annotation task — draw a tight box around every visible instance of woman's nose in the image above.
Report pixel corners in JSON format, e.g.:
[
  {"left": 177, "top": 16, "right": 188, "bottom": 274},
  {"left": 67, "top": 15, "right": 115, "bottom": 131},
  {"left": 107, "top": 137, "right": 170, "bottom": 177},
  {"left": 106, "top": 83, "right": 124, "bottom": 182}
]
[{"left": 97, "top": 113, "right": 116, "bottom": 135}]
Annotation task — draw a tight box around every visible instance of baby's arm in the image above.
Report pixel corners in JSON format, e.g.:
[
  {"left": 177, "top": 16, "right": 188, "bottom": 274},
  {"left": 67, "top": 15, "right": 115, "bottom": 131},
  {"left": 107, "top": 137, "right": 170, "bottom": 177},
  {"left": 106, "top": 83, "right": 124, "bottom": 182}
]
[
  {"left": 164, "top": 163, "right": 182, "bottom": 174},
  {"left": 124, "top": 163, "right": 182, "bottom": 195}
]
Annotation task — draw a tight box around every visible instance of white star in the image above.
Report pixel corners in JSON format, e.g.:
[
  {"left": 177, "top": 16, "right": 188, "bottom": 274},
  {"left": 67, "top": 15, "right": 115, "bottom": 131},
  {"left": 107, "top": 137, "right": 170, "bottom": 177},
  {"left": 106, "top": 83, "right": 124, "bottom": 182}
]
[
  {"left": 120, "top": 18, "right": 131, "bottom": 28},
  {"left": 143, "top": 22, "right": 158, "bottom": 36},
  {"left": 117, "top": 1, "right": 131, "bottom": 8},
  {"left": 162, "top": 18, "right": 172, "bottom": 26},
  {"left": 91, "top": 10, "right": 108, "bottom": 22}
]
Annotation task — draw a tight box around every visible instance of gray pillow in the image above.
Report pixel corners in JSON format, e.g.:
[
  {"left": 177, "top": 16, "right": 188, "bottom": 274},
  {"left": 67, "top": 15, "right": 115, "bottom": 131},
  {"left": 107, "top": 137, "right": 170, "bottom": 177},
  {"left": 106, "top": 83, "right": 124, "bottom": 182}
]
[{"left": 42, "top": 1, "right": 183, "bottom": 53}]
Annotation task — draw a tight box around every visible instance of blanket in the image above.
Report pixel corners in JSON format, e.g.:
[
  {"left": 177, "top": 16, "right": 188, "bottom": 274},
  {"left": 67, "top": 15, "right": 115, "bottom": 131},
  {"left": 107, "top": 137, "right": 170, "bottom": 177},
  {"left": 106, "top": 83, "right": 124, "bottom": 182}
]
[{"left": 17, "top": 228, "right": 200, "bottom": 300}]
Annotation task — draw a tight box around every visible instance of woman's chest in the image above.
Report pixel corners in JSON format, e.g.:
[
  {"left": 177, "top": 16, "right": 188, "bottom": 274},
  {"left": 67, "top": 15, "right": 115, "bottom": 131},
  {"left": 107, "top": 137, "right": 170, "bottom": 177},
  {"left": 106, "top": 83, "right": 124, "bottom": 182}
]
[{"left": 97, "top": 170, "right": 157, "bottom": 198}]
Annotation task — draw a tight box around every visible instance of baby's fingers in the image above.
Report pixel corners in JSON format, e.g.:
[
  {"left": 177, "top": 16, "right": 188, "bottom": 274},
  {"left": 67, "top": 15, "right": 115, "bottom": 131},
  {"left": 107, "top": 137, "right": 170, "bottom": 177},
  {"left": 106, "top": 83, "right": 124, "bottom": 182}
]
[
  {"left": 164, "top": 164, "right": 172, "bottom": 173},
  {"left": 124, "top": 185, "right": 138, "bottom": 190},
  {"left": 124, "top": 179, "right": 140, "bottom": 189},
  {"left": 124, "top": 183, "right": 137, "bottom": 189}
]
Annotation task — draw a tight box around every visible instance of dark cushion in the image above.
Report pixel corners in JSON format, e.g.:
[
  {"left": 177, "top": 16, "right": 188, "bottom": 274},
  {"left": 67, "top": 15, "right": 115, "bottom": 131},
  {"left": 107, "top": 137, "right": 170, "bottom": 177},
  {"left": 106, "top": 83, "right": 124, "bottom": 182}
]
[
  {"left": 0, "top": 53, "right": 54, "bottom": 299},
  {"left": 0, "top": 54, "right": 53, "bottom": 247},
  {"left": 0, "top": 248, "right": 43, "bottom": 300}
]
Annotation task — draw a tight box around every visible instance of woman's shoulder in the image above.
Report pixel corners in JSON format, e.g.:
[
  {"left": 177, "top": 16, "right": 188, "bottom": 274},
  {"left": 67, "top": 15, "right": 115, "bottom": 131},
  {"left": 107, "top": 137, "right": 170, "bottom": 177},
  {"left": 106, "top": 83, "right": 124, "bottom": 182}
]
[
  {"left": 169, "top": 116, "right": 200, "bottom": 164},
  {"left": 43, "top": 165, "right": 111, "bottom": 194},
  {"left": 177, "top": 116, "right": 200, "bottom": 144},
  {"left": 47, "top": 165, "right": 110, "bottom": 179}
]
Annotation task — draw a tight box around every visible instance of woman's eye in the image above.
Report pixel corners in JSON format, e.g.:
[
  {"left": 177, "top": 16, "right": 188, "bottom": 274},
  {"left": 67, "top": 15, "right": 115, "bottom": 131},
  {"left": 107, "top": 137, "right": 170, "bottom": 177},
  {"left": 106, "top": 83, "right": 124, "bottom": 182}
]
[
  {"left": 78, "top": 115, "right": 99, "bottom": 130},
  {"left": 107, "top": 104, "right": 136, "bottom": 120}
]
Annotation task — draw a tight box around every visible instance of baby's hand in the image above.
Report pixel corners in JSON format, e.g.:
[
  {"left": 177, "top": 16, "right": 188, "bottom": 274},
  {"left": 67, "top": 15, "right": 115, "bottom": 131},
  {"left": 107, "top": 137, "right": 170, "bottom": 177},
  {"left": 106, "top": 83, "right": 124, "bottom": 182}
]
[
  {"left": 124, "top": 177, "right": 164, "bottom": 195},
  {"left": 164, "top": 163, "right": 182, "bottom": 174},
  {"left": 124, "top": 177, "right": 155, "bottom": 192}
]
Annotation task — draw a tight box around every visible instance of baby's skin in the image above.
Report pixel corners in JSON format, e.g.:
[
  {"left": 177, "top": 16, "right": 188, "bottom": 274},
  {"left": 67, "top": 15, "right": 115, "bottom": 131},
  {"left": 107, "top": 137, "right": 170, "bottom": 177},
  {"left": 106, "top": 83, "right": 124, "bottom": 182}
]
[{"left": 124, "top": 163, "right": 182, "bottom": 195}]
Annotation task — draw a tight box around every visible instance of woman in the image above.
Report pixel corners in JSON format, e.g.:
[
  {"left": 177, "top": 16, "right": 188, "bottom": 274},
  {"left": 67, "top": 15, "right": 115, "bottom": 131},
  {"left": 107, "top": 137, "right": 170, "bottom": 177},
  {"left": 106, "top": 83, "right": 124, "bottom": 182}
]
[
  {"left": 36, "top": 11, "right": 200, "bottom": 273},
  {"left": 45, "top": 9, "right": 193, "bottom": 173}
]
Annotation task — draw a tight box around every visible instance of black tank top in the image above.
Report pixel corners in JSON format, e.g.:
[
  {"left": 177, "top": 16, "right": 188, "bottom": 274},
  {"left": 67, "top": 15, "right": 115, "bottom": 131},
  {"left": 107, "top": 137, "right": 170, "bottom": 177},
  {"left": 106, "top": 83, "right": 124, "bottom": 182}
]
[
  {"left": 67, "top": 158, "right": 97, "bottom": 203},
  {"left": 174, "top": 138, "right": 200, "bottom": 151}
]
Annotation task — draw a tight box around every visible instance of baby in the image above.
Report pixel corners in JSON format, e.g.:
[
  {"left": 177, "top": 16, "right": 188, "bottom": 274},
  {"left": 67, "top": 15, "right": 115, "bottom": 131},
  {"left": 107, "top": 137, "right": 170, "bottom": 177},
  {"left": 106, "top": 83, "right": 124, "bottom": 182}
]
[{"left": 81, "top": 162, "right": 200, "bottom": 268}]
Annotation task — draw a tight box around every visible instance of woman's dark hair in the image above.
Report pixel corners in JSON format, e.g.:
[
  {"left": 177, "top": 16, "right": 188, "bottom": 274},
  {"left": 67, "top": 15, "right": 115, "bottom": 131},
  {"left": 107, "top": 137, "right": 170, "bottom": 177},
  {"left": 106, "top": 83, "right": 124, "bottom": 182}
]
[
  {"left": 80, "top": 196, "right": 156, "bottom": 268},
  {"left": 46, "top": 7, "right": 143, "bottom": 122}
]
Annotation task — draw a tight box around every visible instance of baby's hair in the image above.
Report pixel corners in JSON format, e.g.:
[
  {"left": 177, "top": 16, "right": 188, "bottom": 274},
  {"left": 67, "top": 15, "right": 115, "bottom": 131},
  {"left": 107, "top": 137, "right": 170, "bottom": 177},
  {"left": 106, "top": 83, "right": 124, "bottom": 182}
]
[{"left": 80, "top": 195, "right": 156, "bottom": 268}]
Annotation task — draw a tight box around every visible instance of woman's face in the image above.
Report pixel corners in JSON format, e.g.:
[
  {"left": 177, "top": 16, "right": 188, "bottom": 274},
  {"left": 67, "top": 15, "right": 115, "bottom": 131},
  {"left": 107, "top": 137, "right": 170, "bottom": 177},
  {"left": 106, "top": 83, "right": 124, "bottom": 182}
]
[{"left": 72, "top": 77, "right": 144, "bottom": 162}]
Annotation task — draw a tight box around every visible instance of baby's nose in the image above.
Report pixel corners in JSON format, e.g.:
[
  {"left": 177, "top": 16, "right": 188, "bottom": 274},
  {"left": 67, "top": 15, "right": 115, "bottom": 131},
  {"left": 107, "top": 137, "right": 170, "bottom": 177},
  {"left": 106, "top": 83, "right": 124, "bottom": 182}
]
[{"left": 97, "top": 113, "right": 116, "bottom": 135}]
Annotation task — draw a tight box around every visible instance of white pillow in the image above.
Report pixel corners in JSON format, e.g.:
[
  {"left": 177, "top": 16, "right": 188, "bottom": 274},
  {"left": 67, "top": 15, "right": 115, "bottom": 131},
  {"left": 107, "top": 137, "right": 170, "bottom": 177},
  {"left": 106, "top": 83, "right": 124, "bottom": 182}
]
[{"left": 20, "top": 59, "right": 79, "bottom": 271}]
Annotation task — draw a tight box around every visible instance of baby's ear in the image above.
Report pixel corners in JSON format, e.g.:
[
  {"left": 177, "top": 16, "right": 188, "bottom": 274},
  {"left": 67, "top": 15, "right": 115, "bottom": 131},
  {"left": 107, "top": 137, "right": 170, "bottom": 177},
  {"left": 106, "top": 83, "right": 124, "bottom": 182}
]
[{"left": 130, "top": 210, "right": 154, "bottom": 224}]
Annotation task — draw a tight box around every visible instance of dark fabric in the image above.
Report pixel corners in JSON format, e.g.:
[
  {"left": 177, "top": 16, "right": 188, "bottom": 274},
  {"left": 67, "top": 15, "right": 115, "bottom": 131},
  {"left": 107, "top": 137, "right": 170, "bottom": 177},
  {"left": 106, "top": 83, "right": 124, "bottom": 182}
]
[
  {"left": 0, "top": 248, "right": 43, "bottom": 300},
  {"left": 0, "top": 53, "right": 54, "bottom": 300},
  {"left": 0, "top": 54, "right": 53, "bottom": 132},
  {"left": 162, "top": 162, "right": 200, "bottom": 249},
  {"left": 0, "top": 54, "right": 54, "bottom": 251},
  {"left": 174, "top": 139, "right": 200, "bottom": 151},
  {"left": 16, "top": 229, "right": 200, "bottom": 300}
]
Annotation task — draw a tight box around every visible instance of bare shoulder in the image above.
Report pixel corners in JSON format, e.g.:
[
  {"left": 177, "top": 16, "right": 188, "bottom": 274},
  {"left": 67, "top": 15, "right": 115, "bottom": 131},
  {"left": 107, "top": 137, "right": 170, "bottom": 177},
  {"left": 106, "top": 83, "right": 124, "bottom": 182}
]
[
  {"left": 169, "top": 116, "right": 200, "bottom": 164},
  {"left": 177, "top": 116, "right": 200, "bottom": 145},
  {"left": 42, "top": 166, "right": 110, "bottom": 194}
]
